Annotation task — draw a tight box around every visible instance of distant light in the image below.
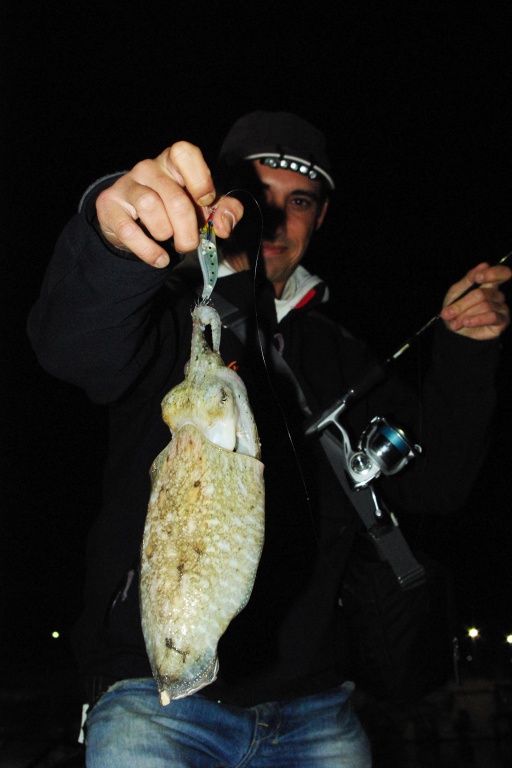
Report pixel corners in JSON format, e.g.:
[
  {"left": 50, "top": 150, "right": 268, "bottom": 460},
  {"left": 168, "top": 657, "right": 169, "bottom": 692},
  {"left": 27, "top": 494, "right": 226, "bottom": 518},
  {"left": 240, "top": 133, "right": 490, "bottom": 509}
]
[
  {"left": 51, "top": 631, "right": 60, "bottom": 639},
  {"left": 506, "top": 634, "right": 512, "bottom": 645},
  {"left": 468, "top": 627, "right": 479, "bottom": 639}
]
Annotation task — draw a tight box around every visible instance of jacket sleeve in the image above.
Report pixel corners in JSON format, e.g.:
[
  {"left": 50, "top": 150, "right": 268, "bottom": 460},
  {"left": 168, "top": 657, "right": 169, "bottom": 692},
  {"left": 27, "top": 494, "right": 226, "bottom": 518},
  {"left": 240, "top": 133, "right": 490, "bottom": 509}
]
[
  {"left": 27, "top": 178, "right": 183, "bottom": 404},
  {"left": 375, "top": 323, "right": 502, "bottom": 514}
]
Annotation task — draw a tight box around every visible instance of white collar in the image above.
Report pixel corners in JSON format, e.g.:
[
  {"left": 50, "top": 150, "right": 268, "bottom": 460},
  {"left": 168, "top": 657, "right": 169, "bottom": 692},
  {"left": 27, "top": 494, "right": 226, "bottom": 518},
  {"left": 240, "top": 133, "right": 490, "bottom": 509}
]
[{"left": 217, "top": 261, "right": 327, "bottom": 322}]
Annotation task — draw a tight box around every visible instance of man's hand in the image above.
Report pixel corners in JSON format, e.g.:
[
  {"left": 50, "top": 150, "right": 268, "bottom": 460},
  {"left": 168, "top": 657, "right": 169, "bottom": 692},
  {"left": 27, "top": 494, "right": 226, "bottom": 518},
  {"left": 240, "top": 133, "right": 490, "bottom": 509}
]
[
  {"left": 439, "top": 261, "right": 511, "bottom": 340},
  {"left": 95, "top": 142, "right": 244, "bottom": 268}
]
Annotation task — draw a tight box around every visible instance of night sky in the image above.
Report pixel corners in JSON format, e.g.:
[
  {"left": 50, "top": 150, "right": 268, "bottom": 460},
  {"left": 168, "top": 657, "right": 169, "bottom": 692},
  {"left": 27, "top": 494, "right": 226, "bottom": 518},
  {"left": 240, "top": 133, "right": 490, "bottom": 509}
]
[{"left": 3, "top": 4, "right": 512, "bottom": 682}]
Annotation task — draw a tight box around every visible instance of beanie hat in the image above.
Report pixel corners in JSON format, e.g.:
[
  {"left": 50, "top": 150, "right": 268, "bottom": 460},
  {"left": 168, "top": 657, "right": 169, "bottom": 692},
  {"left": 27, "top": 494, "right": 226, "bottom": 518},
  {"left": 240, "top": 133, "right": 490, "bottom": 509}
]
[{"left": 218, "top": 111, "right": 335, "bottom": 190}]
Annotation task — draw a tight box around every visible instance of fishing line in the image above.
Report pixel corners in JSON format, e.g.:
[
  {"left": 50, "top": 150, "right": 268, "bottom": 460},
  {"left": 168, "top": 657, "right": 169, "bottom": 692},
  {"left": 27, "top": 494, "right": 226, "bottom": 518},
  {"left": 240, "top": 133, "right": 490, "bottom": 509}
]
[
  {"left": 213, "top": 188, "right": 338, "bottom": 566},
  {"left": 220, "top": 188, "right": 314, "bottom": 474}
]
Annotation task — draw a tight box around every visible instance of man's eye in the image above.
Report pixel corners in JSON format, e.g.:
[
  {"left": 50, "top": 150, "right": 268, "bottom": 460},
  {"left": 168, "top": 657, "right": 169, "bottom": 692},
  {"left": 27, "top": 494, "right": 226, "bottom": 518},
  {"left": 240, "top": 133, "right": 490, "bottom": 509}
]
[{"left": 291, "top": 198, "right": 311, "bottom": 208}]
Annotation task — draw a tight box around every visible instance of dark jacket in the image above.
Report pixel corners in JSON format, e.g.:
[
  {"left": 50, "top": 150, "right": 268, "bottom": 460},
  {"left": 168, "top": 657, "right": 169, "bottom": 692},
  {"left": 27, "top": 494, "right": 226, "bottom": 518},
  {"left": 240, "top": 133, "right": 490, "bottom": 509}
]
[{"left": 27, "top": 186, "right": 500, "bottom": 706}]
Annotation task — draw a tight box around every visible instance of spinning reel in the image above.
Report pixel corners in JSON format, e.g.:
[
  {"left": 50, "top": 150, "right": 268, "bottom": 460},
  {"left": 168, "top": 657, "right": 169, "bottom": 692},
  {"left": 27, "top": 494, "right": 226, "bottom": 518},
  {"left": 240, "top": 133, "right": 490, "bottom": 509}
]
[{"left": 343, "top": 416, "right": 421, "bottom": 489}]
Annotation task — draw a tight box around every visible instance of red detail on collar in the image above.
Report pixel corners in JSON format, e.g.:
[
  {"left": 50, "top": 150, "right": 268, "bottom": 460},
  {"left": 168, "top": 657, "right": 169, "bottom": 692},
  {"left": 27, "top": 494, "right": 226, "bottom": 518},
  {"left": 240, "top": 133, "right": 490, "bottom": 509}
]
[{"left": 294, "top": 288, "right": 316, "bottom": 310}]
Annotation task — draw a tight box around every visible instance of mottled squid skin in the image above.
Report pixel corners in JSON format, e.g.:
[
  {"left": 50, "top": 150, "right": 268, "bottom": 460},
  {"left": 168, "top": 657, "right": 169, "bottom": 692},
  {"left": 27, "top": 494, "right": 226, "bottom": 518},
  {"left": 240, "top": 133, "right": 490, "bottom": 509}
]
[{"left": 140, "top": 305, "right": 265, "bottom": 705}]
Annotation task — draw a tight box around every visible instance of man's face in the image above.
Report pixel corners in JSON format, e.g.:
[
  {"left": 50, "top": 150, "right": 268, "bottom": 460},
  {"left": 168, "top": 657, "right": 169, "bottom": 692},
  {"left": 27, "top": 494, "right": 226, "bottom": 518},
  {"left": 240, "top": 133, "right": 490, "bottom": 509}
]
[{"left": 225, "top": 161, "right": 329, "bottom": 298}]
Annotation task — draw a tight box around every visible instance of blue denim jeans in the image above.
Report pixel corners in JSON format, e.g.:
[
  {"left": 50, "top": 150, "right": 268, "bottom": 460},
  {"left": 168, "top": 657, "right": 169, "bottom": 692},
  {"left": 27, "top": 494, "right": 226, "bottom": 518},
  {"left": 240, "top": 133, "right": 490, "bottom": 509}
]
[{"left": 85, "top": 678, "right": 371, "bottom": 767}]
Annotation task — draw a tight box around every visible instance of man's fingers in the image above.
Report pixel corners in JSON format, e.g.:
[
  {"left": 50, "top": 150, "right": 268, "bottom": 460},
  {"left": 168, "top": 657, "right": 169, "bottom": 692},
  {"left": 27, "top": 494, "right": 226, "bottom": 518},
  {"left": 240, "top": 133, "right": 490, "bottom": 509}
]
[
  {"left": 163, "top": 142, "right": 216, "bottom": 207},
  {"left": 95, "top": 142, "right": 244, "bottom": 267},
  {"left": 441, "top": 288, "right": 510, "bottom": 340},
  {"left": 442, "top": 262, "right": 490, "bottom": 308},
  {"left": 207, "top": 199, "right": 245, "bottom": 238},
  {"left": 128, "top": 156, "right": 206, "bottom": 252},
  {"left": 96, "top": 185, "right": 172, "bottom": 267},
  {"left": 443, "top": 263, "right": 511, "bottom": 310}
]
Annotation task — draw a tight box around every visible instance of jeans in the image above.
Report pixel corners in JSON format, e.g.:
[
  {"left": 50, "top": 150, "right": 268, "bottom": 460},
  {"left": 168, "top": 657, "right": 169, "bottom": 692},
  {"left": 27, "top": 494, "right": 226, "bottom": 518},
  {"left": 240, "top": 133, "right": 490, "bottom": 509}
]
[{"left": 85, "top": 678, "right": 371, "bottom": 767}]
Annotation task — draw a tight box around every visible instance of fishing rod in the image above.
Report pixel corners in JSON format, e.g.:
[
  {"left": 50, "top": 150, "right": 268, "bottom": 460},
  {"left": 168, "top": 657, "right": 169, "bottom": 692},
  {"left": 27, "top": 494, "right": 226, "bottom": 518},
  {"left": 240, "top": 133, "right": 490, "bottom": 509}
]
[
  {"left": 387, "top": 250, "right": 512, "bottom": 363},
  {"left": 304, "top": 251, "right": 512, "bottom": 443}
]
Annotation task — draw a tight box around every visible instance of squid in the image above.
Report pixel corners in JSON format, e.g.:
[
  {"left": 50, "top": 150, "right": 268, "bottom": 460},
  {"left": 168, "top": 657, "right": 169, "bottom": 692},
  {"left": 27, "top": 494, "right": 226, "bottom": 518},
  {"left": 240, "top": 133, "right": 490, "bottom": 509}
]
[{"left": 140, "top": 304, "right": 265, "bottom": 705}]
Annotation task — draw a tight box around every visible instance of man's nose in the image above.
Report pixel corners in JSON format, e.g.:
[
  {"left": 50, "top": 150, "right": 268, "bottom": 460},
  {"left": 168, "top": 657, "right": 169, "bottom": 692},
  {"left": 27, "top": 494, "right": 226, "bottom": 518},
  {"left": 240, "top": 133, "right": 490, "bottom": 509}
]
[{"left": 262, "top": 203, "right": 286, "bottom": 239}]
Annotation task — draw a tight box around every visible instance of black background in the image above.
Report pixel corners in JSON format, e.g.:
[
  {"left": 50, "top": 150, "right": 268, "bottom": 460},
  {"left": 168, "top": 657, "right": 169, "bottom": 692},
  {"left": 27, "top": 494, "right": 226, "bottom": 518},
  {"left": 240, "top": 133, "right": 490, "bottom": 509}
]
[{"left": 2, "top": 3, "right": 512, "bottom": 681}]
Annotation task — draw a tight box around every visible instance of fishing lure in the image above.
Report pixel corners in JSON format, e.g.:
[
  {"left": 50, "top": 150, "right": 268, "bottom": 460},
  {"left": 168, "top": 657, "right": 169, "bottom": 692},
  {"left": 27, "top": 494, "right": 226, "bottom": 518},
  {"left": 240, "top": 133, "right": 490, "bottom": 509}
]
[{"left": 198, "top": 218, "right": 218, "bottom": 304}]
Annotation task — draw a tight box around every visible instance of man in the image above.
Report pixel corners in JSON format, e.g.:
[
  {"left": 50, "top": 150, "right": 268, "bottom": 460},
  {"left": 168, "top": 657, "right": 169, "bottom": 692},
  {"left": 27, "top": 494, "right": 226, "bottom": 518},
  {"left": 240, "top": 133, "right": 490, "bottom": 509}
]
[{"left": 28, "top": 111, "right": 510, "bottom": 767}]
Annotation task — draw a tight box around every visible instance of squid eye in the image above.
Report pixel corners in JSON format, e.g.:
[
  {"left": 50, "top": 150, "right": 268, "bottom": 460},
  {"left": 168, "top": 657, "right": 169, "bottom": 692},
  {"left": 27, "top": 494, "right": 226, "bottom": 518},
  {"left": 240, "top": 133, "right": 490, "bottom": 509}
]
[{"left": 219, "top": 388, "right": 228, "bottom": 406}]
